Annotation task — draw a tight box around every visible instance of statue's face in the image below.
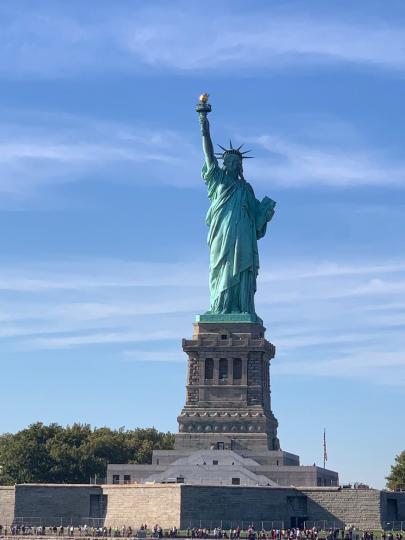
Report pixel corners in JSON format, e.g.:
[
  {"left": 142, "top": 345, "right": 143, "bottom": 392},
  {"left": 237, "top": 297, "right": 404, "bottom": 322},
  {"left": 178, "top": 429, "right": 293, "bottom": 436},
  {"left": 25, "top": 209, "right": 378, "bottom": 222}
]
[{"left": 223, "top": 154, "right": 242, "bottom": 176}]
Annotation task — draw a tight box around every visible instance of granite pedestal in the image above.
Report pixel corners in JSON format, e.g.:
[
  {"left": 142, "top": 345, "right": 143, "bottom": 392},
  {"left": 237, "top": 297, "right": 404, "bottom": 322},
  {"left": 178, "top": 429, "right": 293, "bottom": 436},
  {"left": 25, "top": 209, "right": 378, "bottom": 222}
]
[
  {"left": 176, "top": 320, "right": 279, "bottom": 453},
  {"left": 107, "top": 317, "right": 339, "bottom": 488}
]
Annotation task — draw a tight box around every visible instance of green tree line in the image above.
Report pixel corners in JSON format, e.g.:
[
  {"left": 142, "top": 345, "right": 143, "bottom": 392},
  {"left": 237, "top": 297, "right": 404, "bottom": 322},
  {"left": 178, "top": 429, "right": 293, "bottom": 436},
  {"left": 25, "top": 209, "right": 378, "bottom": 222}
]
[{"left": 0, "top": 422, "right": 174, "bottom": 485}]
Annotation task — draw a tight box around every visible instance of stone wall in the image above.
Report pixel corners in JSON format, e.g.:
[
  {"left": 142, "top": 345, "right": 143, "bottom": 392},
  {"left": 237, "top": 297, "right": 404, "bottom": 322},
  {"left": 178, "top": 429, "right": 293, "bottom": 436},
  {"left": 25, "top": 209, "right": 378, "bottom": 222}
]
[
  {"left": 3, "top": 483, "right": 405, "bottom": 530},
  {"left": 0, "top": 486, "right": 15, "bottom": 526},
  {"left": 180, "top": 485, "right": 297, "bottom": 528},
  {"left": 301, "top": 488, "right": 382, "bottom": 530},
  {"left": 180, "top": 486, "right": 405, "bottom": 530},
  {"left": 103, "top": 485, "right": 181, "bottom": 528},
  {"left": 14, "top": 485, "right": 102, "bottom": 526}
]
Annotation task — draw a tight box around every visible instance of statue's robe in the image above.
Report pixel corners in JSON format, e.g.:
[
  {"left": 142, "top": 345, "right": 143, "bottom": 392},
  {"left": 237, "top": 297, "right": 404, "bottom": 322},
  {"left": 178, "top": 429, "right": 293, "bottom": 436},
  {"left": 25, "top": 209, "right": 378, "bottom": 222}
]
[{"left": 202, "top": 159, "right": 275, "bottom": 314}]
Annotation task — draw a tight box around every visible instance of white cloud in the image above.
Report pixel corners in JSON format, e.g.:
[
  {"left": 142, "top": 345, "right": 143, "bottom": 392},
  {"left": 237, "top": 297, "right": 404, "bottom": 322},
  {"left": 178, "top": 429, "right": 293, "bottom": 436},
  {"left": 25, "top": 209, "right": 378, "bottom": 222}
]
[
  {"left": 260, "top": 261, "right": 405, "bottom": 282},
  {"left": 122, "top": 350, "right": 184, "bottom": 363},
  {"left": 249, "top": 134, "right": 405, "bottom": 188},
  {"left": 0, "top": 113, "right": 198, "bottom": 202},
  {"left": 0, "top": 258, "right": 206, "bottom": 292},
  {"left": 123, "top": 11, "right": 405, "bottom": 73},
  {"left": 2, "top": 111, "right": 403, "bottom": 204},
  {"left": 24, "top": 329, "right": 179, "bottom": 350},
  {"left": 1, "top": 4, "right": 405, "bottom": 76},
  {"left": 275, "top": 349, "right": 405, "bottom": 386},
  {"left": 275, "top": 330, "right": 395, "bottom": 350},
  {"left": 1, "top": 258, "right": 404, "bottom": 297},
  {"left": 1, "top": 255, "right": 405, "bottom": 388}
]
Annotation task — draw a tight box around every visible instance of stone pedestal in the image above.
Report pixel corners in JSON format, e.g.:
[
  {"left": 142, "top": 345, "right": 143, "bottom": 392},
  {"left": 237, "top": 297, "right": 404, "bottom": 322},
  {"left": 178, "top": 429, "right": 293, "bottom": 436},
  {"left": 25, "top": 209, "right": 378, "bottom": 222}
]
[{"left": 175, "top": 320, "right": 280, "bottom": 452}]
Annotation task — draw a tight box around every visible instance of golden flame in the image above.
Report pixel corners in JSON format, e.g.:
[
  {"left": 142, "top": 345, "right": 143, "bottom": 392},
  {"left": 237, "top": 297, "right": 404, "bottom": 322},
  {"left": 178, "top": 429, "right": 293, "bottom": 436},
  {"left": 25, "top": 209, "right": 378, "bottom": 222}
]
[{"left": 199, "top": 93, "right": 209, "bottom": 103}]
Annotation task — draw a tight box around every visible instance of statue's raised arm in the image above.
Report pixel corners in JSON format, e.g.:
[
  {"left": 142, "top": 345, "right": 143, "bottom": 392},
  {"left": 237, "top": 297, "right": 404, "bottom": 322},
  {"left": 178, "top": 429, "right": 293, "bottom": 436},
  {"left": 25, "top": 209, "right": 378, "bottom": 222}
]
[{"left": 196, "top": 93, "right": 215, "bottom": 169}]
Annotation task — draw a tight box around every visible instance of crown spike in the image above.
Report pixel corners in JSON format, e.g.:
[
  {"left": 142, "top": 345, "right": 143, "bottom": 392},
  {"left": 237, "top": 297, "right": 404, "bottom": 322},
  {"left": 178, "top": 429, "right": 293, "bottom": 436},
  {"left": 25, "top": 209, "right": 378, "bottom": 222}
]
[
  {"left": 242, "top": 156, "right": 254, "bottom": 159},
  {"left": 216, "top": 142, "right": 253, "bottom": 159}
]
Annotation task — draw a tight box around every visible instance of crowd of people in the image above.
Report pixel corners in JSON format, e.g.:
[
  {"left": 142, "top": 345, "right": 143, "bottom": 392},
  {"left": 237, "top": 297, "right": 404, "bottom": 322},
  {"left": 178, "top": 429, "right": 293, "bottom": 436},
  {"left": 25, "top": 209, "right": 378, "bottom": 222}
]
[
  {"left": 0, "top": 524, "right": 403, "bottom": 540},
  {"left": 381, "top": 534, "right": 403, "bottom": 540},
  {"left": 0, "top": 526, "right": 138, "bottom": 537},
  {"left": 186, "top": 527, "right": 337, "bottom": 540}
]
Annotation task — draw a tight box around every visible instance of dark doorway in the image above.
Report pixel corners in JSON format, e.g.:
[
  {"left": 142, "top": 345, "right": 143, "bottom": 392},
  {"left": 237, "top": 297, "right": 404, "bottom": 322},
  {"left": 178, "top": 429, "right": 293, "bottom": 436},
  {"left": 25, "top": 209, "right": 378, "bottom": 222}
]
[{"left": 387, "top": 498, "right": 398, "bottom": 521}]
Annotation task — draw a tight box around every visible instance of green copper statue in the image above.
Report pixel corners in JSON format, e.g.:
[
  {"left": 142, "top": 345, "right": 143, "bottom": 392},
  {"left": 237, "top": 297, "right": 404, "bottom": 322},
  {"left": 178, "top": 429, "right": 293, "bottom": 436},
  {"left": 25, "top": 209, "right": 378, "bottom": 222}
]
[{"left": 196, "top": 93, "right": 276, "bottom": 317}]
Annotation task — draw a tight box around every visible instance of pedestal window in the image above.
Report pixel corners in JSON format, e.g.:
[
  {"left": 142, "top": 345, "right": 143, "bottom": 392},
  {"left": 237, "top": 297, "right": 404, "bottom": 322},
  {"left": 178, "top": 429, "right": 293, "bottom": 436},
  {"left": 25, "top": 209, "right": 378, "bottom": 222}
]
[
  {"left": 219, "top": 358, "right": 228, "bottom": 381},
  {"left": 205, "top": 358, "right": 214, "bottom": 380},
  {"left": 233, "top": 358, "right": 242, "bottom": 381}
]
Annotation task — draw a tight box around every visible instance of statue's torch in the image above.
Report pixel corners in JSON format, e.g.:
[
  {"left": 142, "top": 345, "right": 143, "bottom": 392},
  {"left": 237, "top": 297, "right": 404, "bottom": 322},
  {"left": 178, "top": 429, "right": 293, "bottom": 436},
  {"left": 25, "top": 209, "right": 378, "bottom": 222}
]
[{"left": 196, "top": 93, "right": 212, "bottom": 114}]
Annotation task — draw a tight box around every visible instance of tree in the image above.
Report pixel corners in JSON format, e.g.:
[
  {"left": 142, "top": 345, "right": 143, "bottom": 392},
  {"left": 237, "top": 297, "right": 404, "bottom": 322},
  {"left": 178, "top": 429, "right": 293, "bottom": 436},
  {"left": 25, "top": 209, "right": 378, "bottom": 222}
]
[
  {"left": 0, "top": 423, "right": 174, "bottom": 485},
  {"left": 0, "top": 422, "right": 63, "bottom": 484},
  {"left": 386, "top": 450, "right": 405, "bottom": 490}
]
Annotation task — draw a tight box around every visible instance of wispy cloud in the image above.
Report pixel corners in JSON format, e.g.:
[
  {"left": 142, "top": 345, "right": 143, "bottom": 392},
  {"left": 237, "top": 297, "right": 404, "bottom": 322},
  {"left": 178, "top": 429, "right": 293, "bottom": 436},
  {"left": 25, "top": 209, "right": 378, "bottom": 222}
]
[
  {"left": 1, "top": 258, "right": 404, "bottom": 294},
  {"left": 0, "top": 258, "right": 206, "bottom": 292},
  {"left": 2, "top": 111, "right": 404, "bottom": 205},
  {"left": 123, "top": 9, "right": 405, "bottom": 73},
  {"left": 1, "top": 255, "right": 405, "bottom": 386},
  {"left": 248, "top": 134, "right": 405, "bottom": 188},
  {"left": 0, "top": 112, "right": 198, "bottom": 203},
  {"left": 275, "top": 350, "right": 405, "bottom": 387},
  {"left": 1, "top": 4, "right": 405, "bottom": 77},
  {"left": 24, "top": 330, "right": 179, "bottom": 350},
  {"left": 123, "top": 350, "right": 184, "bottom": 363},
  {"left": 275, "top": 330, "right": 400, "bottom": 350},
  {"left": 260, "top": 261, "right": 405, "bottom": 282}
]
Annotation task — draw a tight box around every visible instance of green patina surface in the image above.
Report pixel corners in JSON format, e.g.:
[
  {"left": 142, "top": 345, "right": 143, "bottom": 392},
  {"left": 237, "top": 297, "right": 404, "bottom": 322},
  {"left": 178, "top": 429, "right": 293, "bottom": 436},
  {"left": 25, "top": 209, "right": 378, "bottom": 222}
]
[
  {"left": 196, "top": 312, "right": 263, "bottom": 324},
  {"left": 197, "top": 96, "right": 276, "bottom": 318}
]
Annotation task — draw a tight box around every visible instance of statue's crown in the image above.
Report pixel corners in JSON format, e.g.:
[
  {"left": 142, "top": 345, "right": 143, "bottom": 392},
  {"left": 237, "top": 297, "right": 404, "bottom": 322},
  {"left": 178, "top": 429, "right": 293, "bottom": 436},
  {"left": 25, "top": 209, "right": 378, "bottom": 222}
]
[{"left": 215, "top": 140, "right": 253, "bottom": 160}]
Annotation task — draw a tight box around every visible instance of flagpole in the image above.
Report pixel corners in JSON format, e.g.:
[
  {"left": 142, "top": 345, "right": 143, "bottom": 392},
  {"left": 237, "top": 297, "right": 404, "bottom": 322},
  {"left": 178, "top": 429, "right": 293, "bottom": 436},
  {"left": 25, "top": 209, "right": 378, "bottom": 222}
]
[{"left": 323, "top": 428, "right": 327, "bottom": 469}]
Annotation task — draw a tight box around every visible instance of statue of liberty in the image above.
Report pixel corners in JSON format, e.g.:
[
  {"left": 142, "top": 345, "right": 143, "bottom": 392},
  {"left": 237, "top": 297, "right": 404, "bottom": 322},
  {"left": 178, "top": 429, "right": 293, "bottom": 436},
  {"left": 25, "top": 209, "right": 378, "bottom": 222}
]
[{"left": 196, "top": 94, "right": 276, "bottom": 317}]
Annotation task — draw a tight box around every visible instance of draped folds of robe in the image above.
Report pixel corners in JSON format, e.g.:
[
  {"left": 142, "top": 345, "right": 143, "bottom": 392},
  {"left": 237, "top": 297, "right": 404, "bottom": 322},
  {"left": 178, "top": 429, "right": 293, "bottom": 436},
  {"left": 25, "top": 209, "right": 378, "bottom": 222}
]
[{"left": 202, "top": 158, "right": 276, "bottom": 315}]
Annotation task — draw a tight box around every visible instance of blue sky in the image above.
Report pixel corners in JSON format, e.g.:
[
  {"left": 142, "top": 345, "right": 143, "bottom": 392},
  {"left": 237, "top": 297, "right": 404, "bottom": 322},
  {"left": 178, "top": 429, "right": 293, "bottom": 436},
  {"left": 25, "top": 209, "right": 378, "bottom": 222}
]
[{"left": 1, "top": 0, "right": 405, "bottom": 489}]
